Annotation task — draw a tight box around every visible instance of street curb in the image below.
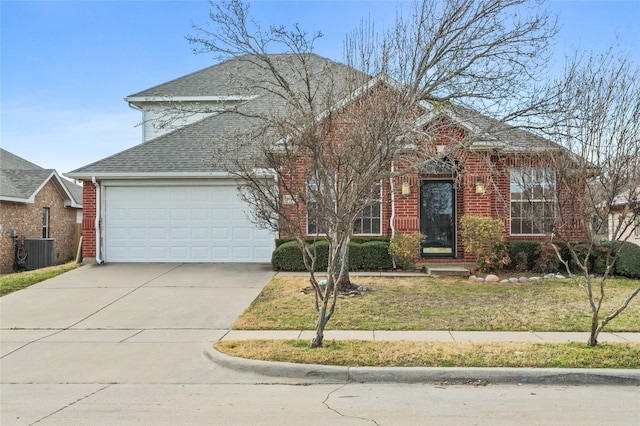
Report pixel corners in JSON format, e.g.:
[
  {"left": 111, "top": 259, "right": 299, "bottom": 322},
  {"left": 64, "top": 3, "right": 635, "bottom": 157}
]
[
  {"left": 204, "top": 345, "right": 349, "bottom": 381},
  {"left": 204, "top": 346, "right": 640, "bottom": 385}
]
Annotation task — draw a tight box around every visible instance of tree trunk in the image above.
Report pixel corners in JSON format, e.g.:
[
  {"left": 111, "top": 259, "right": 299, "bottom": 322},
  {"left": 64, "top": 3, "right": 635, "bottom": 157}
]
[
  {"left": 310, "top": 305, "right": 328, "bottom": 348},
  {"left": 587, "top": 315, "right": 599, "bottom": 347}
]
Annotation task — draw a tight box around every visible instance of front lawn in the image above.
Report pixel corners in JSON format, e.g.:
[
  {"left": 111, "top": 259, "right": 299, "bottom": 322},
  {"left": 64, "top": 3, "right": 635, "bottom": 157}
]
[
  {"left": 221, "top": 275, "right": 640, "bottom": 368},
  {"left": 216, "top": 340, "right": 640, "bottom": 369},
  {"left": 0, "top": 262, "right": 81, "bottom": 296},
  {"left": 233, "top": 276, "right": 640, "bottom": 332}
]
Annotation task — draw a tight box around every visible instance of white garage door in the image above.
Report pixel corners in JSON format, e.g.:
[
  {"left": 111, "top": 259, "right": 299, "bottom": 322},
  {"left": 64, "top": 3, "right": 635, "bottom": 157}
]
[{"left": 104, "top": 184, "right": 274, "bottom": 262}]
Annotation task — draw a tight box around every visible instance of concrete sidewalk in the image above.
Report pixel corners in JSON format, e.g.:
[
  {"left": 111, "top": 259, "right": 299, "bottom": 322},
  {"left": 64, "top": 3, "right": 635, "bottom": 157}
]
[{"left": 221, "top": 329, "right": 640, "bottom": 343}]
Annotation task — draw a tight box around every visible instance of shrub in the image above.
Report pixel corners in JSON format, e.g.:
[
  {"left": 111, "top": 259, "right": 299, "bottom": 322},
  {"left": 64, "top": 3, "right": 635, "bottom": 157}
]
[
  {"left": 348, "top": 242, "right": 365, "bottom": 270},
  {"left": 460, "top": 215, "right": 509, "bottom": 272},
  {"left": 308, "top": 240, "right": 330, "bottom": 271},
  {"left": 507, "top": 241, "right": 540, "bottom": 271},
  {"left": 614, "top": 242, "right": 640, "bottom": 278},
  {"left": 388, "top": 232, "right": 423, "bottom": 269},
  {"left": 533, "top": 242, "right": 561, "bottom": 273},
  {"left": 556, "top": 240, "right": 636, "bottom": 276},
  {"left": 271, "top": 241, "right": 305, "bottom": 271},
  {"left": 271, "top": 239, "right": 392, "bottom": 271},
  {"left": 591, "top": 243, "right": 614, "bottom": 275},
  {"left": 360, "top": 241, "right": 393, "bottom": 270},
  {"left": 350, "top": 237, "right": 391, "bottom": 244}
]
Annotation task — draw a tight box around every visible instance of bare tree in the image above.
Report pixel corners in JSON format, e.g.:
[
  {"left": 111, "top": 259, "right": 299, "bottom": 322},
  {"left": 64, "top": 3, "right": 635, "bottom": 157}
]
[
  {"left": 185, "top": 0, "right": 557, "bottom": 347},
  {"left": 538, "top": 50, "right": 640, "bottom": 346}
]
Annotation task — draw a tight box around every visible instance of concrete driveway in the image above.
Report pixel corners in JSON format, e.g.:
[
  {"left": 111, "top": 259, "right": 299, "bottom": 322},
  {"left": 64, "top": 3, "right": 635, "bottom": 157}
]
[{"left": 0, "top": 263, "right": 274, "bottom": 385}]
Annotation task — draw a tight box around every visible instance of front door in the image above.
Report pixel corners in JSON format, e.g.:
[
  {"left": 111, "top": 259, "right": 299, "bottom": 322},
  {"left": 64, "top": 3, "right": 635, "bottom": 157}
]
[{"left": 420, "top": 180, "right": 455, "bottom": 257}]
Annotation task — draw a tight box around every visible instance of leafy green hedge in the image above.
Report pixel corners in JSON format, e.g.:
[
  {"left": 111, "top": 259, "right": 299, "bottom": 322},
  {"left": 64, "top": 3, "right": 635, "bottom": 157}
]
[
  {"left": 274, "top": 236, "right": 390, "bottom": 248},
  {"left": 507, "top": 241, "right": 540, "bottom": 271},
  {"left": 507, "top": 240, "right": 640, "bottom": 278},
  {"left": 614, "top": 242, "right": 640, "bottom": 278},
  {"left": 271, "top": 239, "right": 393, "bottom": 271}
]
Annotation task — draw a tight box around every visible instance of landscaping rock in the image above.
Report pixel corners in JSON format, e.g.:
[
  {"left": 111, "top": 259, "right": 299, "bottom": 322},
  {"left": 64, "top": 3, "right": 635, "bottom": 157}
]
[
  {"left": 469, "top": 275, "right": 477, "bottom": 281},
  {"left": 485, "top": 274, "right": 499, "bottom": 282},
  {"left": 555, "top": 274, "right": 566, "bottom": 279},
  {"left": 529, "top": 276, "right": 541, "bottom": 281},
  {"left": 509, "top": 277, "right": 519, "bottom": 283},
  {"left": 476, "top": 277, "right": 485, "bottom": 282},
  {"left": 500, "top": 279, "right": 509, "bottom": 283},
  {"left": 518, "top": 277, "right": 529, "bottom": 283}
]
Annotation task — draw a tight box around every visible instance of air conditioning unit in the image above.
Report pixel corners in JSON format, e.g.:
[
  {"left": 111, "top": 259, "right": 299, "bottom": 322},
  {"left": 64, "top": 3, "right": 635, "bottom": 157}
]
[{"left": 24, "top": 238, "right": 55, "bottom": 270}]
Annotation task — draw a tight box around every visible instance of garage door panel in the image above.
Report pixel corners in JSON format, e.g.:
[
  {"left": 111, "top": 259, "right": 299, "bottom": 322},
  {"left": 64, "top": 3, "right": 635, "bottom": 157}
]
[{"left": 104, "top": 184, "right": 273, "bottom": 262}]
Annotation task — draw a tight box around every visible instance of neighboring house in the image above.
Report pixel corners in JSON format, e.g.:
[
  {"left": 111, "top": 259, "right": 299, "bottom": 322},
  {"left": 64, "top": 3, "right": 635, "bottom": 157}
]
[
  {"left": 0, "top": 149, "right": 83, "bottom": 272},
  {"left": 607, "top": 185, "right": 640, "bottom": 244},
  {"left": 67, "top": 54, "right": 585, "bottom": 265}
]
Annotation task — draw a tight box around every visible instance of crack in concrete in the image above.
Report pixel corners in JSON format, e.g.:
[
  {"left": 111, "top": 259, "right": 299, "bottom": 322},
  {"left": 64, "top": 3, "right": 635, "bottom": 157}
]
[
  {"left": 323, "top": 383, "right": 380, "bottom": 425},
  {"left": 30, "top": 384, "right": 114, "bottom": 425}
]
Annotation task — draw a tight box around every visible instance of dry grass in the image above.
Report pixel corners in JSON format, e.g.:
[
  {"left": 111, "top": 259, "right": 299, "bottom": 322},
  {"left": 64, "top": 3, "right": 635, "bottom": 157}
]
[
  {"left": 233, "top": 276, "right": 640, "bottom": 332},
  {"left": 0, "top": 262, "right": 80, "bottom": 296},
  {"left": 215, "top": 339, "right": 640, "bottom": 369}
]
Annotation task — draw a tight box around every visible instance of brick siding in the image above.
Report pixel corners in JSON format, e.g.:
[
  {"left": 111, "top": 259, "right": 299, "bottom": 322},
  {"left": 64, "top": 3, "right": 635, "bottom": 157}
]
[{"left": 0, "top": 180, "right": 80, "bottom": 272}]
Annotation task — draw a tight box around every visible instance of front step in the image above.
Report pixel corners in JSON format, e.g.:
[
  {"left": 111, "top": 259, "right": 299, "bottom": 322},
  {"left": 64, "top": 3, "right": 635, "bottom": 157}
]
[{"left": 421, "top": 264, "right": 471, "bottom": 277}]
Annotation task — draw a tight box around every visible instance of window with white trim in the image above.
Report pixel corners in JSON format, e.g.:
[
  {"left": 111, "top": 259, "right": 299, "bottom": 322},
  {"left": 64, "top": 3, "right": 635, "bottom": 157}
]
[
  {"left": 353, "top": 182, "right": 382, "bottom": 235},
  {"left": 42, "top": 207, "right": 50, "bottom": 238},
  {"left": 510, "top": 168, "right": 556, "bottom": 235}
]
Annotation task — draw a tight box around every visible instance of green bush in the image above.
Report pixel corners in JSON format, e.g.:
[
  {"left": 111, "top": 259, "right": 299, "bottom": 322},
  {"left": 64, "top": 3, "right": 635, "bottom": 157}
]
[
  {"left": 614, "top": 242, "right": 640, "bottom": 278},
  {"left": 309, "top": 240, "right": 330, "bottom": 271},
  {"left": 533, "top": 242, "right": 561, "bottom": 273},
  {"left": 507, "top": 241, "right": 540, "bottom": 271},
  {"left": 271, "top": 239, "right": 392, "bottom": 271},
  {"left": 348, "top": 242, "right": 365, "bottom": 270},
  {"left": 275, "top": 236, "right": 389, "bottom": 248},
  {"left": 388, "top": 232, "right": 423, "bottom": 269},
  {"left": 271, "top": 240, "right": 329, "bottom": 271},
  {"left": 271, "top": 241, "right": 306, "bottom": 271},
  {"left": 460, "top": 215, "right": 509, "bottom": 272},
  {"left": 360, "top": 241, "right": 393, "bottom": 270}
]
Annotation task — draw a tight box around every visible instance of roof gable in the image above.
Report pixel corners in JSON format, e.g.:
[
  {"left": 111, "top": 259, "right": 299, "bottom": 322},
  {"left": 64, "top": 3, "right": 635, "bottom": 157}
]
[{"left": 0, "top": 149, "right": 82, "bottom": 207}]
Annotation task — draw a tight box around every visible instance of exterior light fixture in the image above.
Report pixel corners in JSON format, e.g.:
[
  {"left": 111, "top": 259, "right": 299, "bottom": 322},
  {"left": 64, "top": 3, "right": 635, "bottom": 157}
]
[
  {"left": 402, "top": 178, "right": 411, "bottom": 196},
  {"left": 475, "top": 177, "right": 485, "bottom": 195}
]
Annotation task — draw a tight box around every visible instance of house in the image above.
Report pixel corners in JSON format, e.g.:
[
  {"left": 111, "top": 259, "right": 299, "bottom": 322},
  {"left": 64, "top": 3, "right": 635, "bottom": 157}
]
[
  {"left": 67, "top": 54, "right": 585, "bottom": 265},
  {"left": 606, "top": 185, "right": 640, "bottom": 244},
  {"left": 0, "top": 149, "right": 83, "bottom": 272}
]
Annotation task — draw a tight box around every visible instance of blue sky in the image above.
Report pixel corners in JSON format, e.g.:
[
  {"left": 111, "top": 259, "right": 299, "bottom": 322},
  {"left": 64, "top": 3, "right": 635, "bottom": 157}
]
[{"left": 2, "top": 0, "right": 639, "bottom": 175}]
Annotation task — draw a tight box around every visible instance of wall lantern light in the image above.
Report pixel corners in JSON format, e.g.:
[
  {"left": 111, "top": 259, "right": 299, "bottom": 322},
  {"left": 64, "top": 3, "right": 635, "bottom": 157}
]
[
  {"left": 402, "top": 178, "right": 411, "bottom": 196},
  {"left": 475, "top": 177, "right": 485, "bottom": 195}
]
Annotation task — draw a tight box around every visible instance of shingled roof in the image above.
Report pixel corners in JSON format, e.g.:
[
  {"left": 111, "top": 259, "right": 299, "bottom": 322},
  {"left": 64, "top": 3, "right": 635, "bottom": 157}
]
[
  {"left": 69, "top": 54, "right": 361, "bottom": 178},
  {"left": 69, "top": 53, "right": 558, "bottom": 179},
  {"left": 1, "top": 148, "right": 82, "bottom": 206},
  {"left": 126, "top": 53, "right": 358, "bottom": 99}
]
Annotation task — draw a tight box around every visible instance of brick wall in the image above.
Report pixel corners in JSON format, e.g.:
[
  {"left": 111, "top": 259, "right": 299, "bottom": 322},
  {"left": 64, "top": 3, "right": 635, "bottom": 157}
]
[
  {"left": 81, "top": 181, "right": 97, "bottom": 259},
  {"left": 0, "top": 180, "right": 80, "bottom": 272}
]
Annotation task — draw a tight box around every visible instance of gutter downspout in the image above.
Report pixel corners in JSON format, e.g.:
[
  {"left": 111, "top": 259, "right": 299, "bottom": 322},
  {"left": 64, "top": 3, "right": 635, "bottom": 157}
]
[
  {"left": 91, "top": 176, "right": 104, "bottom": 264},
  {"left": 390, "top": 163, "right": 397, "bottom": 269}
]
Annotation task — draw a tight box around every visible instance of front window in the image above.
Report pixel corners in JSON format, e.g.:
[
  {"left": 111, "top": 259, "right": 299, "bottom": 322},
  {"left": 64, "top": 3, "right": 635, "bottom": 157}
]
[
  {"left": 353, "top": 183, "right": 382, "bottom": 235},
  {"left": 510, "top": 168, "right": 556, "bottom": 235}
]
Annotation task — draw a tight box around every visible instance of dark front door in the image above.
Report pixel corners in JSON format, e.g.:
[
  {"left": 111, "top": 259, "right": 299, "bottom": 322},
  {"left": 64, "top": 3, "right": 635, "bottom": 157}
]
[{"left": 420, "top": 180, "right": 455, "bottom": 257}]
